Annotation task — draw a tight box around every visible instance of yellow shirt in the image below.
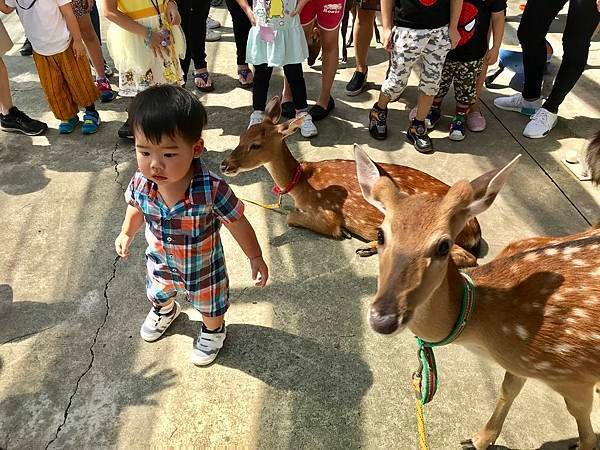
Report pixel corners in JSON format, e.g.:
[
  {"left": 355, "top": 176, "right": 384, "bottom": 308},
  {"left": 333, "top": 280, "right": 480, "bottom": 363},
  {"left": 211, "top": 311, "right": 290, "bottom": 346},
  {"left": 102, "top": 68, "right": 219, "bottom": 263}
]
[{"left": 117, "top": 0, "right": 166, "bottom": 20}]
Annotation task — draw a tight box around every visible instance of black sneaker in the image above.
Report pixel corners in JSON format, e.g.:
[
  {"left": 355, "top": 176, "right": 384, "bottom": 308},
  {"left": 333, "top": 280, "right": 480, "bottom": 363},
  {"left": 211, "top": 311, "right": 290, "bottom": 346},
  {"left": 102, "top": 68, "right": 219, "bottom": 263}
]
[
  {"left": 426, "top": 107, "right": 442, "bottom": 130},
  {"left": 118, "top": 119, "right": 133, "bottom": 139},
  {"left": 309, "top": 96, "right": 335, "bottom": 121},
  {"left": 407, "top": 121, "right": 433, "bottom": 153},
  {"left": 281, "top": 101, "right": 295, "bottom": 120},
  {"left": 19, "top": 39, "right": 32, "bottom": 56},
  {"left": 0, "top": 107, "right": 47, "bottom": 136},
  {"left": 345, "top": 70, "right": 367, "bottom": 97},
  {"left": 369, "top": 103, "right": 388, "bottom": 140}
]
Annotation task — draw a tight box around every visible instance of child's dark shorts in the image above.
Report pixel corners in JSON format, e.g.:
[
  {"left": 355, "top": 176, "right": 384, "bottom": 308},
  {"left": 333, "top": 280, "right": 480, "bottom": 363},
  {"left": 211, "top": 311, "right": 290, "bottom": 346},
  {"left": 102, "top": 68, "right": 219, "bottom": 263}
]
[{"left": 435, "top": 58, "right": 484, "bottom": 105}]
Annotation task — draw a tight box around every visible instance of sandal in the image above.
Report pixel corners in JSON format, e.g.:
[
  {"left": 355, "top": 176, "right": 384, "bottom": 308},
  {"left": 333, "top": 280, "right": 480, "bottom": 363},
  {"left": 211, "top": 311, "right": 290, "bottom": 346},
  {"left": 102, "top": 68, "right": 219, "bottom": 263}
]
[
  {"left": 194, "top": 71, "right": 214, "bottom": 92},
  {"left": 238, "top": 67, "right": 253, "bottom": 89}
]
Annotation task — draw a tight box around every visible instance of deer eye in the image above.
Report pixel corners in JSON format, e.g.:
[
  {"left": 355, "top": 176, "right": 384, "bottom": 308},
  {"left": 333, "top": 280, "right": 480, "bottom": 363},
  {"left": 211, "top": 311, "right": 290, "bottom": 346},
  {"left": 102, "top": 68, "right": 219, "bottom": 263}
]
[
  {"left": 434, "top": 238, "right": 452, "bottom": 258},
  {"left": 377, "top": 228, "right": 384, "bottom": 246},
  {"left": 250, "top": 143, "right": 261, "bottom": 151}
]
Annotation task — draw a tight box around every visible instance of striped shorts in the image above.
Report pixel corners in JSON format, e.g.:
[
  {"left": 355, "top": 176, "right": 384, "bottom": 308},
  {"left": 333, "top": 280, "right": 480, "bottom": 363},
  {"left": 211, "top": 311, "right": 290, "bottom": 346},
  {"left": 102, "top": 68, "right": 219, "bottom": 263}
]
[{"left": 32, "top": 41, "right": 99, "bottom": 120}]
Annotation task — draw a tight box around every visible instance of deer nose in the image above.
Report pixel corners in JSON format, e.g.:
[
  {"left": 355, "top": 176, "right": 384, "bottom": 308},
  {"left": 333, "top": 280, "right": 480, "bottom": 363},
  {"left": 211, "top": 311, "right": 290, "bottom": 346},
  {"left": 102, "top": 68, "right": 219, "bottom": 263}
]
[
  {"left": 369, "top": 307, "right": 399, "bottom": 335},
  {"left": 220, "top": 160, "right": 231, "bottom": 173}
]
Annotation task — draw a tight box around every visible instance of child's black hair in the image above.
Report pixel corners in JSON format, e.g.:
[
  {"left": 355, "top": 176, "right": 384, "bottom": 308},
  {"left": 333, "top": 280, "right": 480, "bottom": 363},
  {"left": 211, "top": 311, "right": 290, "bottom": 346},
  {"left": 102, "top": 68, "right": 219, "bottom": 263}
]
[{"left": 128, "top": 85, "right": 207, "bottom": 145}]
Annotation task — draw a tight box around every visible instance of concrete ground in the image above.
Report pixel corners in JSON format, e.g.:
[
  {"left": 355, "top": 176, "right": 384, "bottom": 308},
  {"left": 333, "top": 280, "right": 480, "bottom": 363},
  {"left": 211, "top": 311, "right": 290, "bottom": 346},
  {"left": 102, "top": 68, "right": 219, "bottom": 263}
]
[{"left": 1, "top": 2, "right": 599, "bottom": 449}]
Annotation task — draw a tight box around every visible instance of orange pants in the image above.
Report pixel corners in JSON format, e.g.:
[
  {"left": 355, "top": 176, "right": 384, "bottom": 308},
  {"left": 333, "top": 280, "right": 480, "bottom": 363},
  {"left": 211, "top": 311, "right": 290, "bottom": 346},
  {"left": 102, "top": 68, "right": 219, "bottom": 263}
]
[{"left": 33, "top": 42, "right": 99, "bottom": 120}]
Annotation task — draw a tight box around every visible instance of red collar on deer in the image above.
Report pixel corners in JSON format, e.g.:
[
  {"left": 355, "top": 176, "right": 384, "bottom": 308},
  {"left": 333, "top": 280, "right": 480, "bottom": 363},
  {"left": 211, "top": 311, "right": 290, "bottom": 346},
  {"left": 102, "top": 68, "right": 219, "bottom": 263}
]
[{"left": 272, "top": 164, "right": 303, "bottom": 196}]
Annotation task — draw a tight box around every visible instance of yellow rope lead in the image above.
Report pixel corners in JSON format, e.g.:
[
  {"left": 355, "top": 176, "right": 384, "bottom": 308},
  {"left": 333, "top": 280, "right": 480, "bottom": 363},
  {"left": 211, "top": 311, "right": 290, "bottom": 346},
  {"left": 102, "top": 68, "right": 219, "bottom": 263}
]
[
  {"left": 238, "top": 195, "right": 283, "bottom": 211},
  {"left": 413, "top": 375, "right": 429, "bottom": 450}
]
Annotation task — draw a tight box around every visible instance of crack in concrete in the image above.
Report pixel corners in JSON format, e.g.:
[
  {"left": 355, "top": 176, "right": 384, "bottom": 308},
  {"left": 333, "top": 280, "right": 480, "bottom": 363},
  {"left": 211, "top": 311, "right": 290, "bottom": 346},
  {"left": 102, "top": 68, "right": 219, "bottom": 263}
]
[
  {"left": 111, "top": 141, "right": 126, "bottom": 193},
  {"left": 44, "top": 256, "right": 118, "bottom": 449}
]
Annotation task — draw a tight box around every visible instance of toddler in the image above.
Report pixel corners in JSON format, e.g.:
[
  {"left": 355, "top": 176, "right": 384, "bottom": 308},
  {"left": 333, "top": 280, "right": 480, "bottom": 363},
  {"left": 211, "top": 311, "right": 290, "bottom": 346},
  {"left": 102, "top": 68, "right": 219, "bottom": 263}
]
[{"left": 115, "top": 85, "right": 268, "bottom": 366}]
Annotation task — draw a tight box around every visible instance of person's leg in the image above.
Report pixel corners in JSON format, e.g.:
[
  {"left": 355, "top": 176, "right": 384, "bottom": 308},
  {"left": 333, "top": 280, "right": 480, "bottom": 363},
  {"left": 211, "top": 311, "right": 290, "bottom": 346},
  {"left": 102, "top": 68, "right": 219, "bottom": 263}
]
[
  {"left": 191, "top": 0, "right": 213, "bottom": 90},
  {"left": 427, "top": 59, "right": 455, "bottom": 129},
  {"left": 543, "top": 0, "right": 600, "bottom": 113},
  {"left": 77, "top": 14, "right": 106, "bottom": 79},
  {"left": 346, "top": 8, "right": 375, "bottom": 96},
  {"left": 449, "top": 59, "right": 483, "bottom": 141},
  {"left": 225, "top": 0, "right": 254, "bottom": 86},
  {"left": 252, "top": 64, "right": 273, "bottom": 112},
  {"left": 0, "top": 57, "right": 13, "bottom": 115},
  {"left": 177, "top": 0, "right": 192, "bottom": 82},
  {"left": 90, "top": 3, "right": 101, "bottom": 43},
  {"left": 284, "top": 63, "right": 317, "bottom": 137},
  {"left": 312, "top": 27, "right": 340, "bottom": 113},
  {"left": 518, "top": 0, "right": 565, "bottom": 101}
]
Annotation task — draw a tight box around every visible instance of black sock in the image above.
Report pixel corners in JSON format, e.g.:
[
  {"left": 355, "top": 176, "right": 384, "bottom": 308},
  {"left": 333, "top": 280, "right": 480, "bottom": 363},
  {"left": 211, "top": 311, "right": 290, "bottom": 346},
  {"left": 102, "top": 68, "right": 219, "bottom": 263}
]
[
  {"left": 412, "top": 118, "right": 426, "bottom": 127},
  {"left": 85, "top": 104, "right": 96, "bottom": 113},
  {"left": 202, "top": 323, "right": 224, "bottom": 333}
]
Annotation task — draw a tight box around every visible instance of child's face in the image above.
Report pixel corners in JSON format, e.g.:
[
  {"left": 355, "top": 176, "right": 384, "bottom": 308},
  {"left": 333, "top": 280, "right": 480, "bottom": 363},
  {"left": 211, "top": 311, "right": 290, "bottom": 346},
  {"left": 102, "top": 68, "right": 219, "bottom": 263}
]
[{"left": 134, "top": 130, "right": 204, "bottom": 188}]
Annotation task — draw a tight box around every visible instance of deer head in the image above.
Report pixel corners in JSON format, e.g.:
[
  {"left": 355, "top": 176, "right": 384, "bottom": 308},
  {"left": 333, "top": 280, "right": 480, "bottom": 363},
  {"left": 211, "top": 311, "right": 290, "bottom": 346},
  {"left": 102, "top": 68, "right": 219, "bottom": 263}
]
[
  {"left": 220, "top": 97, "right": 304, "bottom": 176},
  {"left": 354, "top": 145, "right": 521, "bottom": 335}
]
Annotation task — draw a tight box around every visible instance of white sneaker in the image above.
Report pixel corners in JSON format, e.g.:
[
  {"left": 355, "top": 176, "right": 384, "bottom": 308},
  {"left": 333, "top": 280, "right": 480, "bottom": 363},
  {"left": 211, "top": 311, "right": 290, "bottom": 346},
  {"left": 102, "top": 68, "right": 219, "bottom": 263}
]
[
  {"left": 248, "top": 110, "right": 264, "bottom": 129},
  {"left": 206, "top": 15, "right": 221, "bottom": 29},
  {"left": 298, "top": 112, "right": 318, "bottom": 138},
  {"left": 191, "top": 323, "right": 226, "bottom": 366},
  {"left": 523, "top": 108, "right": 557, "bottom": 139},
  {"left": 140, "top": 301, "right": 181, "bottom": 342},
  {"left": 205, "top": 29, "right": 221, "bottom": 42},
  {"left": 494, "top": 93, "right": 542, "bottom": 116}
]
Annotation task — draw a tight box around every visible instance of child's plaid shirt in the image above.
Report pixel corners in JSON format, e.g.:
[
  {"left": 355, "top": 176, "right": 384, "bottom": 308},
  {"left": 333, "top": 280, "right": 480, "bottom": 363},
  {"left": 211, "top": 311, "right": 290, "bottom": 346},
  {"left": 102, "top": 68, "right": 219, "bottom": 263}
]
[{"left": 125, "top": 158, "right": 245, "bottom": 316}]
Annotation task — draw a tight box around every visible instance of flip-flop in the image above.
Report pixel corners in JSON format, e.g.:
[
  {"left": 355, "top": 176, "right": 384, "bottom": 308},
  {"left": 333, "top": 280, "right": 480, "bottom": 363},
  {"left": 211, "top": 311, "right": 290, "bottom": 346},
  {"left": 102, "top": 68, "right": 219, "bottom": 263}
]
[
  {"left": 238, "top": 68, "right": 253, "bottom": 89},
  {"left": 194, "top": 71, "right": 214, "bottom": 92}
]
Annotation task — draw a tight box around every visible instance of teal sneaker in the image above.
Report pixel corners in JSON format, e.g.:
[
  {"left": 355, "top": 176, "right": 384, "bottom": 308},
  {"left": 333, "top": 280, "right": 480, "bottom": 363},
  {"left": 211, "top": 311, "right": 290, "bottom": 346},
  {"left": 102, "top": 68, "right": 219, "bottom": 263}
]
[
  {"left": 81, "top": 110, "right": 100, "bottom": 135},
  {"left": 58, "top": 116, "right": 79, "bottom": 134}
]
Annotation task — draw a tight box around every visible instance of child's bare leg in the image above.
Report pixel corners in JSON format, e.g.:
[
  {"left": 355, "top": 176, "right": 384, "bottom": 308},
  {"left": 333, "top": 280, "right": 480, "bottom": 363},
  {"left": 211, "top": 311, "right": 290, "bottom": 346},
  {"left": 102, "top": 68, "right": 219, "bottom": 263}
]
[
  {"left": 77, "top": 13, "right": 106, "bottom": 78},
  {"left": 202, "top": 314, "right": 225, "bottom": 330},
  {"left": 0, "top": 58, "right": 13, "bottom": 115},
  {"left": 415, "top": 92, "right": 435, "bottom": 121}
]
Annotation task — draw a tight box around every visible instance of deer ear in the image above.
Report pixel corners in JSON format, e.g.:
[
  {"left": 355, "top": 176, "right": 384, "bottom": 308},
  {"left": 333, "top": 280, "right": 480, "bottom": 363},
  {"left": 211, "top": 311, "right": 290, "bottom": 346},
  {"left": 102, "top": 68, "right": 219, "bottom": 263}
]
[
  {"left": 264, "top": 96, "right": 282, "bottom": 124},
  {"left": 277, "top": 116, "right": 303, "bottom": 137},
  {"left": 354, "top": 144, "right": 386, "bottom": 213},
  {"left": 465, "top": 154, "right": 521, "bottom": 217}
]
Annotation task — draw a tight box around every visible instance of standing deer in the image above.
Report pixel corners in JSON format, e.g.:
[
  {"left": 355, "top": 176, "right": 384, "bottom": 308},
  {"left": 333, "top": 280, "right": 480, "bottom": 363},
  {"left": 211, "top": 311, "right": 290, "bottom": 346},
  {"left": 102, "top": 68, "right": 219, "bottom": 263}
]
[
  {"left": 220, "top": 97, "right": 482, "bottom": 267},
  {"left": 354, "top": 145, "right": 600, "bottom": 450}
]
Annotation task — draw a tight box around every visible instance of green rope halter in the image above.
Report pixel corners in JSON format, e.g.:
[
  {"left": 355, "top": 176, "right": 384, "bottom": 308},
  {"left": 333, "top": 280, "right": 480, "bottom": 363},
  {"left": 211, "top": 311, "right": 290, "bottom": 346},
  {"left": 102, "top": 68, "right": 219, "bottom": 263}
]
[{"left": 413, "top": 272, "right": 476, "bottom": 404}]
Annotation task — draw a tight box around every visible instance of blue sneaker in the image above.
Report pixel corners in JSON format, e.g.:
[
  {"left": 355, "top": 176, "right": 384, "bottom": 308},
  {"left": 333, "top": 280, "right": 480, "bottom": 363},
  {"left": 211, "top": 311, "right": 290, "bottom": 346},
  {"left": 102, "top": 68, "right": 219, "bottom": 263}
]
[
  {"left": 449, "top": 115, "right": 466, "bottom": 141},
  {"left": 58, "top": 116, "right": 79, "bottom": 134},
  {"left": 81, "top": 110, "right": 100, "bottom": 135},
  {"left": 426, "top": 107, "right": 442, "bottom": 130}
]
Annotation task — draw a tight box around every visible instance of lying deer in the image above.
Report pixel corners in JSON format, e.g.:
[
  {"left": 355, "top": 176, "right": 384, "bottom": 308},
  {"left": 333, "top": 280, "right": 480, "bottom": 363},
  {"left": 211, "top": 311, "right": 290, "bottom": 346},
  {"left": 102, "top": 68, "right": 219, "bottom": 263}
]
[
  {"left": 220, "top": 97, "right": 482, "bottom": 267},
  {"left": 354, "top": 146, "right": 600, "bottom": 450}
]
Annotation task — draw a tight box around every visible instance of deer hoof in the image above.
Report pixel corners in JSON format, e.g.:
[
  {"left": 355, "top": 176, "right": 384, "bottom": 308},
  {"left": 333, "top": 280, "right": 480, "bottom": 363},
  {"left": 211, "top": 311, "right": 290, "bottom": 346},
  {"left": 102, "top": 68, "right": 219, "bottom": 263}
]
[
  {"left": 341, "top": 229, "right": 352, "bottom": 239},
  {"left": 356, "top": 247, "right": 377, "bottom": 257},
  {"left": 459, "top": 439, "right": 477, "bottom": 450}
]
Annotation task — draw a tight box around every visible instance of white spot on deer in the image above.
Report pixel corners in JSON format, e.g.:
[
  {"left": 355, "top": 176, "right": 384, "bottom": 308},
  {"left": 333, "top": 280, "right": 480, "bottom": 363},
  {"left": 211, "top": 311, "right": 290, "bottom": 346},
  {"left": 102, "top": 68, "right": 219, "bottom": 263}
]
[
  {"left": 566, "top": 317, "right": 577, "bottom": 324},
  {"left": 565, "top": 329, "right": 574, "bottom": 335},
  {"left": 572, "top": 308, "right": 590, "bottom": 319},
  {"left": 554, "top": 343, "right": 574, "bottom": 355},
  {"left": 552, "top": 294, "right": 564, "bottom": 302},
  {"left": 545, "top": 248, "right": 559, "bottom": 256},
  {"left": 584, "top": 297, "right": 598, "bottom": 306},
  {"left": 534, "top": 361, "right": 553, "bottom": 370},
  {"left": 572, "top": 259, "right": 586, "bottom": 267},
  {"left": 501, "top": 325, "right": 511, "bottom": 335},
  {"left": 520, "top": 355, "right": 531, "bottom": 362},
  {"left": 591, "top": 267, "right": 600, "bottom": 277},
  {"left": 589, "top": 333, "right": 600, "bottom": 341},
  {"left": 563, "top": 246, "right": 581, "bottom": 255},
  {"left": 515, "top": 325, "right": 529, "bottom": 340},
  {"left": 524, "top": 253, "right": 539, "bottom": 262},
  {"left": 589, "top": 244, "right": 599, "bottom": 251}
]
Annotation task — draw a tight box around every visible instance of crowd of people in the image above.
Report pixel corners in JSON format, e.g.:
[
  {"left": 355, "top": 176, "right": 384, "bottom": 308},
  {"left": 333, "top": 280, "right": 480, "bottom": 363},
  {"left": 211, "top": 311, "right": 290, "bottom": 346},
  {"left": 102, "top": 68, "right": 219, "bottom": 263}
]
[{"left": 0, "top": 0, "right": 598, "bottom": 150}]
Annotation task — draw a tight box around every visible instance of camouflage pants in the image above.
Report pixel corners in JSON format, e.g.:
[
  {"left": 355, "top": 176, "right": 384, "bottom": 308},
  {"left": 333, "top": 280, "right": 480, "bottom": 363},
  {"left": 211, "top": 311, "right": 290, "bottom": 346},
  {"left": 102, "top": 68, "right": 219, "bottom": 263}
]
[
  {"left": 435, "top": 58, "right": 484, "bottom": 105},
  {"left": 381, "top": 26, "right": 451, "bottom": 99}
]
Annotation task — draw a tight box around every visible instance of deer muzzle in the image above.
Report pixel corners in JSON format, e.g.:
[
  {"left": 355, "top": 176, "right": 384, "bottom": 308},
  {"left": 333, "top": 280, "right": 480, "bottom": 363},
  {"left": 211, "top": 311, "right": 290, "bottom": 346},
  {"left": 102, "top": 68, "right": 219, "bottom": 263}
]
[
  {"left": 220, "top": 159, "right": 239, "bottom": 176},
  {"left": 368, "top": 302, "right": 412, "bottom": 335}
]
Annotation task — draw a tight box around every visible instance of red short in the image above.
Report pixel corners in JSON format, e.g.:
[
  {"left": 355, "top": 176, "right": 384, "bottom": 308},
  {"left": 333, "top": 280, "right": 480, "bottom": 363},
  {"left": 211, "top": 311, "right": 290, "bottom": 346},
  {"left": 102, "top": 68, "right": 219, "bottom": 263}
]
[{"left": 300, "top": 0, "right": 346, "bottom": 31}]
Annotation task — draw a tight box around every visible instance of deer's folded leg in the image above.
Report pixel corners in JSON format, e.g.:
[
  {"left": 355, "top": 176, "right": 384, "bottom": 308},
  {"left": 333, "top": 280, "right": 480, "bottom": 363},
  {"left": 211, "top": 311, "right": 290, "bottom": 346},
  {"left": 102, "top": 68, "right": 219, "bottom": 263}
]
[
  {"left": 356, "top": 241, "right": 378, "bottom": 257},
  {"left": 286, "top": 209, "right": 345, "bottom": 239},
  {"left": 450, "top": 245, "right": 478, "bottom": 268}
]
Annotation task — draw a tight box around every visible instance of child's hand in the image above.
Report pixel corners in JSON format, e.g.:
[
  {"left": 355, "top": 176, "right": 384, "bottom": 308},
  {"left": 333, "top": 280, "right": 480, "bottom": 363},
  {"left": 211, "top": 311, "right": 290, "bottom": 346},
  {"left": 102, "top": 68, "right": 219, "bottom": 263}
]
[
  {"left": 166, "top": 0, "right": 181, "bottom": 25},
  {"left": 115, "top": 232, "right": 134, "bottom": 259},
  {"left": 382, "top": 28, "right": 393, "bottom": 53},
  {"left": 249, "top": 255, "right": 268, "bottom": 287},
  {"left": 449, "top": 26, "right": 460, "bottom": 49},
  {"left": 72, "top": 39, "right": 86, "bottom": 58},
  {"left": 485, "top": 47, "right": 500, "bottom": 66},
  {"left": 290, "top": 0, "right": 310, "bottom": 17}
]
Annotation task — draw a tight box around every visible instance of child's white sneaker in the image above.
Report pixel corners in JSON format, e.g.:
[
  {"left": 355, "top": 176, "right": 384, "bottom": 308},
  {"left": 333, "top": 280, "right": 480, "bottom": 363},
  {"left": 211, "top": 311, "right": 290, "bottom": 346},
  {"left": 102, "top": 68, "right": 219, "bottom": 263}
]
[
  {"left": 248, "top": 110, "right": 264, "bottom": 129},
  {"left": 191, "top": 323, "right": 226, "bottom": 366},
  {"left": 298, "top": 112, "right": 318, "bottom": 138},
  {"left": 140, "top": 301, "right": 181, "bottom": 342},
  {"left": 206, "top": 15, "right": 221, "bottom": 29},
  {"left": 494, "top": 93, "right": 542, "bottom": 116},
  {"left": 523, "top": 107, "right": 557, "bottom": 139}
]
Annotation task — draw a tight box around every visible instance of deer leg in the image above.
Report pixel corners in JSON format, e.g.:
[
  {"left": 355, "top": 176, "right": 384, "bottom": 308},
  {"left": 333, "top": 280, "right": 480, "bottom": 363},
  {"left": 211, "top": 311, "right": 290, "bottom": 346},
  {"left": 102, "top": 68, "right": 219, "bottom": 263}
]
[
  {"left": 450, "top": 244, "right": 478, "bottom": 268},
  {"left": 462, "top": 371, "right": 526, "bottom": 450},
  {"left": 553, "top": 384, "right": 597, "bottom": 450},
  {"left": 287, "top": 210, "right": 345, "bottom": 239},
  {"left": 356, "top": 241, "right": 378, "bottom": 257}
]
